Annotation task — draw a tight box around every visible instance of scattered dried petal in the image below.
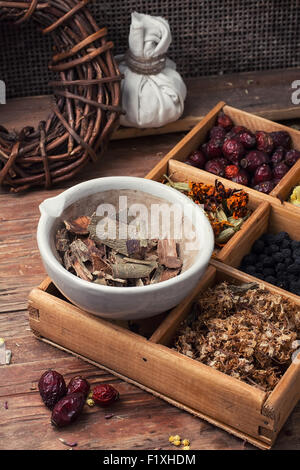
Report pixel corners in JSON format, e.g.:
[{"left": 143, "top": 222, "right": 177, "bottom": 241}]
[{"left": 59, "top": 438, "right": 78, "bottom": 447}]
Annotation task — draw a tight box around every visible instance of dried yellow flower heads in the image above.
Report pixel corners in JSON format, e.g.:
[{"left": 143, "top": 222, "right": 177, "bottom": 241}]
[
  {"left": 86, "top": 398, "right": 95, "bottom": 407},
  {"left": 168, "top": 435, "right": 190, "bottom": 449}
]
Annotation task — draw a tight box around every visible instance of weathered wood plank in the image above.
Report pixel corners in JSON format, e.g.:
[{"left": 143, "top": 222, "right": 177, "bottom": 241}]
[{"left": 2, "top": 69, "right": 300, "bottom": 140}]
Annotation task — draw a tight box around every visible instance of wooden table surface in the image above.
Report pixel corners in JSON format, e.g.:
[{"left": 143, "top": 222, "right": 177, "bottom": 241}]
[{"left": 1, "top": 84, "right": 300, "bottom": 450}]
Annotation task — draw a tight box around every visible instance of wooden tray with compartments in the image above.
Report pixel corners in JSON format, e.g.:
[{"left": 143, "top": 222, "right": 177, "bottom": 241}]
[{"left": 28, "top": 101, "right": 300, "bottom": 450}]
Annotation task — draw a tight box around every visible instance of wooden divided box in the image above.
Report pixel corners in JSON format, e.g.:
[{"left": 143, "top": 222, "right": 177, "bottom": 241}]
[{"left": 28, "top": 101, "right": 300, "bottom": 449}]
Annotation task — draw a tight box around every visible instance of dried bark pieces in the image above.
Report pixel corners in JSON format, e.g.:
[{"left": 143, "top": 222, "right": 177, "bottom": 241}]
[
  {"left": 56, "top": 214, "right": 182, "bottom": 287},
  {"left": 157, "top": 239, "right": 183, "bottom": 269},
  {"left": 173, "top": 281, "right": 300, "bottom": 391}
]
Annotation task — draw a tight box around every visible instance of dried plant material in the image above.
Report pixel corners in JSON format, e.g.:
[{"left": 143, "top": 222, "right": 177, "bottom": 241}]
[
  {"left": 73, "top": 258, "right": 93, "bottom": 282},
  {"left": 157, "top": 239, "right": 182, "bottom": 269},
  {"left": 58, "top": 438, "right": 78, "bottom": 448},
  {"left": 164, "top": 177, "right": 251, "bottom": 247},
  {"left": 56, "top": 228, "right": 69, "bottom": 253},
  {"left": 160, "top": 268, "right": 181, "bottom": 282},
  {"left": 64, "top": 216, "right": 91, "bottom": 235},
  {"left": 112, "top": 261, "right": 157, "bottom": 279},
  {"left": 57, "top": 214, "right": 182, "bottom": 287},
  {"left": 173, "top": 282, "right": 300, "bottom": 391}
]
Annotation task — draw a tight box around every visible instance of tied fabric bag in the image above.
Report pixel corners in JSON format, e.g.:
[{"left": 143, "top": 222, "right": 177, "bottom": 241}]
[{"left": 116, "top": 12, "right": 187, "bottom": 128}]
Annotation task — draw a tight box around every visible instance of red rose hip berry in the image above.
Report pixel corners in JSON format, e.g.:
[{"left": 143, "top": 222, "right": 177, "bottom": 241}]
[
  {"left": 270, "top": 131, "right": 291, "bottom": 149},
  {"left": 255, "top": 131, "right": 274, "bottom": 154},
  {"left": 253, "top": 181, "right": 275, "bottom": 194},
  {"left": 225, "top": 164, "right": 239, "bottom": 179},
  {"left": 92, "top": 384, "right": 119, "bottom": 406},
  {"left": 270, "top": 147, "right": 285, "bottom": 166},
  {"left": 205, "top": 159, "right": 225, "bottom": 177},
  {"left": 240, "top": 150, "right": 269, "bottom": 172},
  {"left": 209, "top": 126, "right": 226, "bottom": 141},
  {"left": 253, "top": 164, "right": 273, "bottom": 184},
  {"left": 272, "top": 162, "right": 289, "bottom": 180},
  {"left": 217, "top": 112, "right": 233, "bottom": 131},
  {"left": 38, "top": 370, "right": 67, "bottom": 410},
  {"left": 186, "top": 149, "right": 206, "bottom": 169},
  {"left": 238, "top": 130, "right": 256, "bottom": 149},
  {"left": 222, "top": 138, "right": 244, "bottom": 164},
  {"left": 206, "top": 138, "right": 223, "bottom": 159},
  {"left": 231, "top": 169, "right": 249, "bottom": 186},
  {"left": 51, "top": 392, "right": 85, "bottom": 427},
  {"left": 67, "top": 376, "right": 90, "bottom": 398},
  {"left": 285, "top": 149, "right": 300, "bottom": 167}
]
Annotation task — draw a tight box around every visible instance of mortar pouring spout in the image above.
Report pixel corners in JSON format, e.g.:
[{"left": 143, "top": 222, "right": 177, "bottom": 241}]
[{"left": 39, "top": 193, "right": 66, "bottom": 219}]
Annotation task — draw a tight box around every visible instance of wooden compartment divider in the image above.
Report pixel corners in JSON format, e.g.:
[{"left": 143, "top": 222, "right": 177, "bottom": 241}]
[{"left": 272, "top": 159, "right": 300, "bottom": 210}]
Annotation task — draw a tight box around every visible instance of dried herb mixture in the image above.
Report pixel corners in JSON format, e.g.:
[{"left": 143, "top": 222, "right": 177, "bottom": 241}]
[
  {"left": 173, "top": 281, "right": 300, "bottom": 391},
  {"left": 56, "top": 214, "right": 182, "bottom": 287},
  {"left": 164, "top": 176, "right": 251, "bottom": 245}
]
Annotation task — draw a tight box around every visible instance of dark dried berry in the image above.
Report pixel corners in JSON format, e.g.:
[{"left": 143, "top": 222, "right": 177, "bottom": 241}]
[
  {"left": 201, "top": 142, "right": 209, "bottom": 157},
  {"left": 209, "top": 126, "right": 226, "bottom": 141},
  {"left": 222, "top": 138, "right": 244, "bottom": 164},
  {"left": 255, "top": 131, "right": 274, "bottom": 154},
  {"left": 231, "top": 169, "right": 249, "bottom": 186},
  {"left": 214, "top": 157, "right": 228, "bottom": 169},
  {"left": 275, "top": 262, "right": 285, "bottom": 272},
  {"left": 253, "top": 180, "right": 275, "bottom": 194},
  {"left": 270, "top": 131, "right": 291, "bottom": 149},
  {"left": 186, "top": 149, "right": 206, "bottom": 169},
  {"left": 242, "top": 253, "right": 257, "bottom": 265},
  {"left": 231, "top": 125, "right": 247, "bottom": 135},
  {"left": 287, "top": 264, "right": 300, "bottom": 275},
  {"left": 217, "top": 111, "right": 233, "bottom": 131},
  {"left": 244, "top": 265, "right": 256, "bottom": 275},
  {"left": 38, "top": 370, "right": 67, "bottom": 410},
  {"left": 285, "top": 149, "right": 300, "bottom": 167},
  {"left": 240, "top": 150, "right": 269, "bottom": 172},
  {"left": 270, "top": 147, "right": 285, "bottom": 166},
  {"left": 67, "top": 376, "right": 90, "bottom": 398},
  {"left": 252, "top": 239, "right": 265, "bottom": 254},
  {"left": 205, "top": 159, "right": 225, "bottom": 177},
  {"left": 262, "top": 256, "right": 273, "bottom": 267},
  {"left": 224, "top": 129, "right": 239, "bottom": 141},
  {"left": 272, "top": 162, "right": 289, "bottom": 180},
  {"left": 253, "top": 164, "right": 273, "bottom": 184},
  {"left": 239, "top": 130, "right": 256, "bottom": 149},
  {"left": 206, "top": 139, "right": 223, "bottom": 159},
  {"left": 92, "top": 384, "right": 119, "bottom": 406},
  {"left": 51, "top": 392, "right": 85, "bottom": 427},
  {"left": 265, "top": 276, "right": 276, "bottom": 285}
]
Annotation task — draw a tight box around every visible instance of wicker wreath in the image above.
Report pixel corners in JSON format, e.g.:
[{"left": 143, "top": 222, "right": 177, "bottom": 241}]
[{"left": 0, "top": 0, "right": 123, "bottom": 192}]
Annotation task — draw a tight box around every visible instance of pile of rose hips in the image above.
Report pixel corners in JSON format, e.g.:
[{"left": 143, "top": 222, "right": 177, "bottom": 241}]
[
  {"left": 38, "top": 370, "right": 119, "bottom": 427},
  {"left": 185, "top": 111, "right": 300, "bottom": 194}
]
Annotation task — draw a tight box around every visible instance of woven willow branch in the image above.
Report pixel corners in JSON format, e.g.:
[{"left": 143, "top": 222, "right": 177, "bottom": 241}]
[{"left": 0, "top": 0, "right": 122, "bottom": 192}]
